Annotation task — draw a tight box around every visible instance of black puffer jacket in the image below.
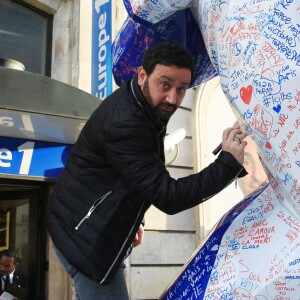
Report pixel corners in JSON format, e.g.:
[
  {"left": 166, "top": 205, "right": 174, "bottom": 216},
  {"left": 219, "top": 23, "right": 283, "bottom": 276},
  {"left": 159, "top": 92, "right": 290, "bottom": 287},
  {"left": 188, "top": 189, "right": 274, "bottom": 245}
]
[{"left": 47, "top": 77, "right": 245, "bottom": 284}]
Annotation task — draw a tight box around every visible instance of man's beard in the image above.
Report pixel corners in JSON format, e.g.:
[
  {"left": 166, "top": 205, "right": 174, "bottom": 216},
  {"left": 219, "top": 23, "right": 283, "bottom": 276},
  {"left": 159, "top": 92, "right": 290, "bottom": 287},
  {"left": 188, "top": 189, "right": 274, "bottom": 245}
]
[{"left": 142, "top": 79, "right": 177, "bottom": 123}]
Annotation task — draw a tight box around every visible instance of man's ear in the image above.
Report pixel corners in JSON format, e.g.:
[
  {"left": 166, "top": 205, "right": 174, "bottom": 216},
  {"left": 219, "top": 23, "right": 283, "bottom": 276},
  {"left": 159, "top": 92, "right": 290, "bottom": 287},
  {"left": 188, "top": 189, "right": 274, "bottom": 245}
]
[{"left": 137, "top": 66, "right": 147, "bottom": 86}]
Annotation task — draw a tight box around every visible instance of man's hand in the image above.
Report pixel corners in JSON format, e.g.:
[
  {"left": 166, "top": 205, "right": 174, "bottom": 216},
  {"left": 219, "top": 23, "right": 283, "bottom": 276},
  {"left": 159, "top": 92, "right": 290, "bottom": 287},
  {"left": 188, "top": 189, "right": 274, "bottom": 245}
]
[
  {"left": 221, "top": 127, "right": 247, "bottom": 165},
  {"left": 132, "top": 225, "right": 144, "bottom": 247}
]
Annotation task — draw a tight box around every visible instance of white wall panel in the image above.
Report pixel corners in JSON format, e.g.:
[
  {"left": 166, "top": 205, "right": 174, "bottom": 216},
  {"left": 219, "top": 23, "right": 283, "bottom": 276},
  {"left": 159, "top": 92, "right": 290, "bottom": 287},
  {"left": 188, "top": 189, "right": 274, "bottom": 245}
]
[
  {"left": 129, "top": 266, "right": 182, "bottom": 300},
  {"left": 181, "top": 88, "right": 196, "bottom": 110},
  {"left": 165, "top": 138, "right": 193, "bottom": 167},
  {"left": 131, "top": 232, "right": 196, "bottom": 264},
  {"left": 195, "top": 77, "right": 244, "bottom": 236},
  {"left": 167, "top": 108, "right": 192, "bottom": 137},
  {"left": 144, "top": 205, "right": 195, "bottom": 231},
  {"left": 167, "top": 167, "right": 193, "bottom": 179}
]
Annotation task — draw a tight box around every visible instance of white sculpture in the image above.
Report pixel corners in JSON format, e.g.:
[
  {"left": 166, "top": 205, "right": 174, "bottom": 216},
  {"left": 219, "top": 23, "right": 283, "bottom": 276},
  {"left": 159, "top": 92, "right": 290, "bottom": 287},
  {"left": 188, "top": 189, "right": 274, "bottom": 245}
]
[{"left": 113, "top": 1, "right": 300, "bottom": 298}]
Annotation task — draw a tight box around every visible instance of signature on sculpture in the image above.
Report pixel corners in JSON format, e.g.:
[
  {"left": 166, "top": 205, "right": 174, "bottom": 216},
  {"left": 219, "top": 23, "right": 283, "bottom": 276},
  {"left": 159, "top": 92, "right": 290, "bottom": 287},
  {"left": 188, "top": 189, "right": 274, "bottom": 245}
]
[{"left": 112, "top": 0, "right": 300, "bottom": 298}]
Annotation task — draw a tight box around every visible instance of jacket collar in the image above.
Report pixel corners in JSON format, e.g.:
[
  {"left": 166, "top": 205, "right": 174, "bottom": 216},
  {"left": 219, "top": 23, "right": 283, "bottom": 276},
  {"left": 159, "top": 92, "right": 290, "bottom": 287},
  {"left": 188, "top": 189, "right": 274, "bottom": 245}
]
[{"left": 130, "top": 76, "right": 167, "bottom": 134}]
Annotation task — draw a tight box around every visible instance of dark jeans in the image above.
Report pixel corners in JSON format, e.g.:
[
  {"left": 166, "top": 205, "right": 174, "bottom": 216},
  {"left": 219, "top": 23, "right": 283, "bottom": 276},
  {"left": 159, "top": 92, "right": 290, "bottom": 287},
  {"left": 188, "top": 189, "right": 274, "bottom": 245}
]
[{"left": 53, "top": 245, "right": 129, "bottom": 300}]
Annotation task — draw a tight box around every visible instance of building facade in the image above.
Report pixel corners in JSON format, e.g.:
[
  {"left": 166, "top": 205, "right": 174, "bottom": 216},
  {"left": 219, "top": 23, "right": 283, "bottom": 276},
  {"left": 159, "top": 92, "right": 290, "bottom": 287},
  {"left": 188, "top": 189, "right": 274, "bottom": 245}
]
[{"left": 0, "top": 1, "right": 243, "bottom": 299}]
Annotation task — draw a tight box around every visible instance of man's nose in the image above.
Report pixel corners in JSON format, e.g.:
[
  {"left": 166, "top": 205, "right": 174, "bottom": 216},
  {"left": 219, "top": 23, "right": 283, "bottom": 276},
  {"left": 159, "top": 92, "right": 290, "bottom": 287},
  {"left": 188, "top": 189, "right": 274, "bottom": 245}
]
[{"left": 165, "top": 90, "right": 177, "bottom": 105}]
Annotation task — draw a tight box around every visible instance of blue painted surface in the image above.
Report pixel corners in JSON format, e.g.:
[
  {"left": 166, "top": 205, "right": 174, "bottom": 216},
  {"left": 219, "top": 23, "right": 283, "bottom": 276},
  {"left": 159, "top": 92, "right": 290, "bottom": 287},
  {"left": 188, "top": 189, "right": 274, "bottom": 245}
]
[
  {"left": 92, "top": 0, "right": 113, "bottom": 100},
  {"left": 0, "top": 136, "right": 71, "bottom": 179}
]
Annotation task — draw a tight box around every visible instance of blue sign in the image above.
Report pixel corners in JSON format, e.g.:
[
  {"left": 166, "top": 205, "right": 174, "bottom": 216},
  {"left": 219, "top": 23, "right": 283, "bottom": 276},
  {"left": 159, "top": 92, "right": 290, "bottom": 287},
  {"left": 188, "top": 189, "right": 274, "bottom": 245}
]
[
  {"left": 92, "top": 0, "right": 113, "bottom": 100},
  {"left": 0, "top": 137, "right": 71, "bottom": 179}
]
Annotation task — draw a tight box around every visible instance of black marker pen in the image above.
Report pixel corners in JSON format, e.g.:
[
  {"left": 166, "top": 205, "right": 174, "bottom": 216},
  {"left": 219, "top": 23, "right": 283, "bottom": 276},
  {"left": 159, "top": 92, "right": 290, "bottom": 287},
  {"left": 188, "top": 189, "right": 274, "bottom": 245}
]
[{"left": 212, "top": 142, "right": 222, "bottom": 156}]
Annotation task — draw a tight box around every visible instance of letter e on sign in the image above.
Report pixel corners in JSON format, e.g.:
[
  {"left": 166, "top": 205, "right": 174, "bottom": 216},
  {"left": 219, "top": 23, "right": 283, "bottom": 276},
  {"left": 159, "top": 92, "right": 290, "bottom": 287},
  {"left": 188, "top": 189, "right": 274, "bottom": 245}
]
[{"left": 0, "top": 148, "right": 12, "bottom": 167}]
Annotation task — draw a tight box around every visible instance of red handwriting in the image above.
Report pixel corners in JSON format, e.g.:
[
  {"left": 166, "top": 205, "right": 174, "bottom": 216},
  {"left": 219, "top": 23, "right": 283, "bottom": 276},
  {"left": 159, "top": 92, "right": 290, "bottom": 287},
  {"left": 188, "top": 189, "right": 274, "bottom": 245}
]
[
  {"left": 250, "top": 105, "right": 273, "bottom": 139},
  {"left": 295, "top": 90, "right": 300, "bottom": 105},
  {"left": 277, "top": 113, "right": 288, "bottom": 127}
]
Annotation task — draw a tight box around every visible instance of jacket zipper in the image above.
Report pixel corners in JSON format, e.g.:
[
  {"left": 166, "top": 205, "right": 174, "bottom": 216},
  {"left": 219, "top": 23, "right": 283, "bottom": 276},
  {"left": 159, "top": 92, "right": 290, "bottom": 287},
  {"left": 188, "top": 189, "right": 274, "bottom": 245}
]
[
  {"left": 75, "top": 191, "right": 112, "bottom": 230},
  {"left": 157, "top": 126, "right": 165, "bottom": 137},
  {"left": 202, "top": 167, "right": 244, "bottom": 202},
  {"left": 100, "top": 200, "right": 146, "bottom": 284}
]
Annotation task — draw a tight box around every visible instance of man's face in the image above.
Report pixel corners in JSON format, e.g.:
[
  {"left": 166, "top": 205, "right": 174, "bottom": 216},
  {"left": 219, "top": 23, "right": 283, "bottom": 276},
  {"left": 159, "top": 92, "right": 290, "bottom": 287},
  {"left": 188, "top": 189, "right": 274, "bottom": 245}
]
[
  {"left": 0, "top": 255, "right": 17, "bottom": 276},
  {"left": 138, "top": 64, "right": 191, "bottom": 122}
]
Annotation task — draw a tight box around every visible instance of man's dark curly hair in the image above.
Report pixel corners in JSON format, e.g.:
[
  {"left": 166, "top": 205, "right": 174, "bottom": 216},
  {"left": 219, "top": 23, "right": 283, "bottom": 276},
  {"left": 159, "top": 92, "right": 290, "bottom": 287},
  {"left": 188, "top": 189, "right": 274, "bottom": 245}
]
[{"left": 142, "top": 41, "right": 194, "bottom": 79}]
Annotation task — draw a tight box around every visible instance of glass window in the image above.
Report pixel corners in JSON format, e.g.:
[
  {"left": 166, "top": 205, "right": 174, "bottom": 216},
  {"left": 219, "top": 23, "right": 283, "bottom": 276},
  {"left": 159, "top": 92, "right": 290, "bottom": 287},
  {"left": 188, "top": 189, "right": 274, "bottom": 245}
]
[
  {"left": 0, "top": 184, "right": 46, "bottom": 299},
  {"left": 0, "top": 0, "right": 52, "bottom": 75}
]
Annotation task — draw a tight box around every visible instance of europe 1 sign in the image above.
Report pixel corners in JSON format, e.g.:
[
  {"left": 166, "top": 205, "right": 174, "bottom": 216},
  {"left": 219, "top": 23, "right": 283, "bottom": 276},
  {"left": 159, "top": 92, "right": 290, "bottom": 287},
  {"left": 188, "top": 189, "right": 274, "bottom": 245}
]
[{"left": 0, "top": 136, "right": 71, "bottom": 179}]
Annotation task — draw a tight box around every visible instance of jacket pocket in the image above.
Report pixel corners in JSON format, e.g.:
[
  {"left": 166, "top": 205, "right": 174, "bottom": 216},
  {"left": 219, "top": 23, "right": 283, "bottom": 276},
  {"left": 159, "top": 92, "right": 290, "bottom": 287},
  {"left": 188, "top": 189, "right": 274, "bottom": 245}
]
[{"left": 75, "top": 191, "right": 112, "bottom": 230}]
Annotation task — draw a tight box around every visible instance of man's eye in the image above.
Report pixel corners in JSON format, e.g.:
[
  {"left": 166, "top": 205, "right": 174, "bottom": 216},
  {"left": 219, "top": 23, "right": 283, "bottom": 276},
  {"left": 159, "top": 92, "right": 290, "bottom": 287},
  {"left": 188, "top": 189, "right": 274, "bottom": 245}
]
[
  {"left": 161, "top": 82, "right": 169, "bottom": 89},
  {"left": 177, "top": 87, "right": 186, "bottom": 94}
]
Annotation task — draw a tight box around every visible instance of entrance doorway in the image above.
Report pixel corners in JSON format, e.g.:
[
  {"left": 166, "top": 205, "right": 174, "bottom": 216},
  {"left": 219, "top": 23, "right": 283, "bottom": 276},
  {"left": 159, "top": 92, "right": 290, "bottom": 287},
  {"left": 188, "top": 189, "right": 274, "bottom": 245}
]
[{"left": 0, "top": 179, "right": 48, "bottom": 299}]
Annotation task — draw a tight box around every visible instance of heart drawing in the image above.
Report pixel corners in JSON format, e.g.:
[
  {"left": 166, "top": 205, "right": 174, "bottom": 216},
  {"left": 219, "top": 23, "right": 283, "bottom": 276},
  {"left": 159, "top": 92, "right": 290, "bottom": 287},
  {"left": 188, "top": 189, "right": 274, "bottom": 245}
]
[
  {"left": 240, "top": 85, "right": 253, "bottom": 105},
  {"left": 266, "top": 142, "right": 272, "bottom": 149},
  {"left": 273, "top": 104, "right": 281, "bottom": 113}
]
